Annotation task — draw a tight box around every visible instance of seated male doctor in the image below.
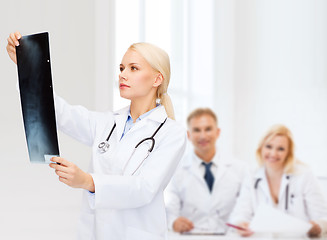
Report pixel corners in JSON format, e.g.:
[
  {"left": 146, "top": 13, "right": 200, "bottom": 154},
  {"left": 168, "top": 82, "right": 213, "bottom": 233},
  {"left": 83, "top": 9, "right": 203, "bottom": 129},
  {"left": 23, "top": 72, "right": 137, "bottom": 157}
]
[{"left": 165, "top": 108, "right": 246, "bottom": 234}]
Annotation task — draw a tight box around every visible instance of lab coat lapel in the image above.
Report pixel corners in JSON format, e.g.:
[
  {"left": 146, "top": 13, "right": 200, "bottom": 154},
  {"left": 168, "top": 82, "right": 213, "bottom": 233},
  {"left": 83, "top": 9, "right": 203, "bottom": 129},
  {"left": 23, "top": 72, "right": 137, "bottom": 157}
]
[
  {"left": 146, "top": 105, "right": 167, "bottom": 123},
  {"left": 255, "top": 168, "right": 271, "bottom": 201},
  {"left": 188, "top": 154, "right": 208, "bottom": 188},
  {"left": 278, "top": 174, "right": 291, "bottom": 209},
  {"left": 214, "top": 164, "right": 228, "bottom": 183},
  {"left": 211, "top": 155, "right": 229, "bottom": 193},
  {"left": 113, "top": 106, "right": 129, "bottom": 142}
]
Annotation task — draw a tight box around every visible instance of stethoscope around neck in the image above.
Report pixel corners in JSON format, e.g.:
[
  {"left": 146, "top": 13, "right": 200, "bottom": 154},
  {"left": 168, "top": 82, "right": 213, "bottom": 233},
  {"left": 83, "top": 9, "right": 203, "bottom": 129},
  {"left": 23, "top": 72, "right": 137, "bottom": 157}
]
[
  {"left": 98, "top": 118, "right": 167, "bottom": 175},
  {"left": 254, "top": 175, "right": 292, "bottom": 211}
]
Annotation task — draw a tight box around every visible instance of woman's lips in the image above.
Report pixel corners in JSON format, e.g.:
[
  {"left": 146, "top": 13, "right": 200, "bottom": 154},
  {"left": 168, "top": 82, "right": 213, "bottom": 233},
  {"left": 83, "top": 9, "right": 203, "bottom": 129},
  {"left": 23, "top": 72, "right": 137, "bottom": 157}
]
[
  {"left": 119, "top": 83, "right": 130, "bottom": 89},
  {"left": 265, "top": 157, "right": 279, "bottom": 163}
]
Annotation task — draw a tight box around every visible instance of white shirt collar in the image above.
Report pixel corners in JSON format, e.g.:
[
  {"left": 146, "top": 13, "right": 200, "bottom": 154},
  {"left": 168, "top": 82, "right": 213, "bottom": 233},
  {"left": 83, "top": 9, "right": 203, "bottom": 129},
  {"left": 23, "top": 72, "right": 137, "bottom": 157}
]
[
  {"left": 114, "top": 105, "right": 168, "bottom": 123},
  {"left": 192, "top": 151, "right": 220, "bottom": 167}
]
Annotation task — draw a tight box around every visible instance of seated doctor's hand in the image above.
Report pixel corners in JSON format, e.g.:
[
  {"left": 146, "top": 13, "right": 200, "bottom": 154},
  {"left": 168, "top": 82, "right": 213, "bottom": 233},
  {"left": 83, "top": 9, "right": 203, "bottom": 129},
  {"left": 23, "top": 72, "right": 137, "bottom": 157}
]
[
  {"left": 308, "top": 221, "right": 322, "bottom": 238},
  {"left": 49, "top": 157, "right": 95, "bottom": 192},
  {"left": 6, "top": 31, "right": 22, "bottom": 64},
  {"left": 173, "top": 217, "right": 194, "bottom": 233},
  {"left": 237, "top": 222, "right": 254, "bottom": 237}
]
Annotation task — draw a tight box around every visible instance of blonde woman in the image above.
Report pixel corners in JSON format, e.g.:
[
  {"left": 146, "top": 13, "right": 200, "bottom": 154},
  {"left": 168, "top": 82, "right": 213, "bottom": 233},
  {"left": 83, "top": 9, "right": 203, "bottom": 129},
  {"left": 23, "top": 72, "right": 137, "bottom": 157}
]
[
  {"left": 7, "top": 32, "right": 186, "bottom": 240},
  {"left": 229, "top": 124, "right": 327, "bottom": 238}
]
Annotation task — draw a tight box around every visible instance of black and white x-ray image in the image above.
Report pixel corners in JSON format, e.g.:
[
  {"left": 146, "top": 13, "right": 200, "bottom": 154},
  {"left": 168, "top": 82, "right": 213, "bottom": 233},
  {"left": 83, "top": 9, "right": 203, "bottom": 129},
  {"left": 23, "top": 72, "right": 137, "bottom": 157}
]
[{"left": 16, "top": 32, "right": 60, "bottom": 163}]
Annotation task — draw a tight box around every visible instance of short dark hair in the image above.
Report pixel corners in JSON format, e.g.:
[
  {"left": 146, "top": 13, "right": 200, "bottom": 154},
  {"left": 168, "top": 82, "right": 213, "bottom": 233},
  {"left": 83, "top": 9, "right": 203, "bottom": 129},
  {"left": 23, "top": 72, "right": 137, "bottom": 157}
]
[{"left": 187, "top": 108, "right": 218, "bottom": 126}]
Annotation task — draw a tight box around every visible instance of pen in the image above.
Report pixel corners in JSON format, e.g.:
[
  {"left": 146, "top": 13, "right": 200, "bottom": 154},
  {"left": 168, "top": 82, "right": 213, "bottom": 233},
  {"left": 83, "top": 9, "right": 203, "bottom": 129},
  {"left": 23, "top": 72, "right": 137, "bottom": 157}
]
[{"left": 226, "top": 223, "right": 247, "bottom": 231}]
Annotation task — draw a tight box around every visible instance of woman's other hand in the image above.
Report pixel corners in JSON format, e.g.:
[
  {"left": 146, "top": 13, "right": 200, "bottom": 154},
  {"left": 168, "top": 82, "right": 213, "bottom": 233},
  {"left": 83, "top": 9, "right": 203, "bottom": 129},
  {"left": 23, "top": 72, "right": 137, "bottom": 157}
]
[
  {"left": 308, "top": 221, "right": 322, "bottom": 238},
  {"left": 6, "top": 31, "right": 22, "bottom": 64},
  {"left": 237, "top": 222, "right": 254, "bottom": 237},
  {"left": 49, "top": 157, "right": 95, "bottom": 192}
]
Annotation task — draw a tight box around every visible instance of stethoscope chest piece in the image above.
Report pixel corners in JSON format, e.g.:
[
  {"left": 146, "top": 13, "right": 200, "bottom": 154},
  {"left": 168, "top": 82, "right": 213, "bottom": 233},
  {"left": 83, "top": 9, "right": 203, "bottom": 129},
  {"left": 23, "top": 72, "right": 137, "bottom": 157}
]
[
  {"left": 98, "top": 123, "right": 117, "bottom": 153},
  {"left": 98, "top": 141, "right": 110, "bottom": 153}
]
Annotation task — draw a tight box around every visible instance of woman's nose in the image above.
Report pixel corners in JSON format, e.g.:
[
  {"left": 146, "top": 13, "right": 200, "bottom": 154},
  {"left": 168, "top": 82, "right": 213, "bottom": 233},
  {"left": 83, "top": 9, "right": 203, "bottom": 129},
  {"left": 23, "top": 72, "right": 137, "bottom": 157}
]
[
  {"left": 119, "top": 73, "right": 127, "bottom": 81},
  {"left": 269, "top": 148, "right": 277, "bottom": 157}
]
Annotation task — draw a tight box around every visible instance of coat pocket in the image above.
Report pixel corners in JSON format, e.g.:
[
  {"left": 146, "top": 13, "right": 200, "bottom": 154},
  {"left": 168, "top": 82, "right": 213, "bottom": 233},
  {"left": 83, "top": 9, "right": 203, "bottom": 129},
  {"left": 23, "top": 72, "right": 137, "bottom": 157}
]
[{"left": 126, "top": 227, "right": 164, "bottom": 240}]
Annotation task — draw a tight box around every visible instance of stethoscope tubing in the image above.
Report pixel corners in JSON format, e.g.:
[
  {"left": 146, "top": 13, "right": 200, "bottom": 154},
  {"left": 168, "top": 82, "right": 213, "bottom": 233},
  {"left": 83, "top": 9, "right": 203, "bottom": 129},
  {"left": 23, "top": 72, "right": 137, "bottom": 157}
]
[
  {"left": 98, "top": 118, "right": 168, "bottom": 175},
  {"left": 254, "top": 175, "right": 290, "bottom": 211},
  {"left": 105, "top": 123, "right": 116, "bottom": 141}
]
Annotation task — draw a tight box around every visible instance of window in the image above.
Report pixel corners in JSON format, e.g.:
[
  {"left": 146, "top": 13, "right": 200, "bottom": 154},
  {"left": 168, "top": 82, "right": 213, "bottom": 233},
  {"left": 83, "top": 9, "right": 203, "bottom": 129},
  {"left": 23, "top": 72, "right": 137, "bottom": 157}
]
[{"left": 114, "top": 0, "right": 215, "bottom": 124}]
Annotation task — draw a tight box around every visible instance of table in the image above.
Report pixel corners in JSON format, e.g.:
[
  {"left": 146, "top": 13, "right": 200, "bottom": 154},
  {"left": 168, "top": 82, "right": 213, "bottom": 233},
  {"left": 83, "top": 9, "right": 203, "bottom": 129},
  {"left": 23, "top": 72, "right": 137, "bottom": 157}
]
[{"left": 168, "top": 231, "right": 316, "bottom": 240}]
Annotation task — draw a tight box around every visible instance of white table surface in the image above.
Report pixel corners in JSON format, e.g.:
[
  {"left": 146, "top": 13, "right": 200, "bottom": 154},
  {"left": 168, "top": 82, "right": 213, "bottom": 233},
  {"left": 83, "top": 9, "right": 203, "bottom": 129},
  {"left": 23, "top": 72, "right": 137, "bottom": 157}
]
[{"left": 167, "top": 231, "right": 318, "bottom": 240}]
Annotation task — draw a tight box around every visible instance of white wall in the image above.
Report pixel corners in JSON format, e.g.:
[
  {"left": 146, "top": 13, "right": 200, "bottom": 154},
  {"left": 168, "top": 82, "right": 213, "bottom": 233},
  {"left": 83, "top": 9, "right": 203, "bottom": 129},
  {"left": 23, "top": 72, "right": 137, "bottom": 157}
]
[
  {"left": 213, "top": 0, "right": 236, "bottom": 157},
  {"left": 1, "top": 0, "right": 326, "bottom": 239},
  {"left": 0, "top": 1, "right": 96, "bottom": 239},
  {"left": 233, "top": 0, "right": 327, "bottom": 175}
]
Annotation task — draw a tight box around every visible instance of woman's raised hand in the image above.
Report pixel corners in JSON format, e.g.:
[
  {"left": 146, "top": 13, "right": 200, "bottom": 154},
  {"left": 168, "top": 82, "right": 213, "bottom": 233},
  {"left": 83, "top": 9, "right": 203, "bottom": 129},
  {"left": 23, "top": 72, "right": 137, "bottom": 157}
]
[
  {"left": 49, "top": 157, "right": 95, "bottom": 192},
  {"left": 6, "top": 31, "right": 22, "bottom": 64}
]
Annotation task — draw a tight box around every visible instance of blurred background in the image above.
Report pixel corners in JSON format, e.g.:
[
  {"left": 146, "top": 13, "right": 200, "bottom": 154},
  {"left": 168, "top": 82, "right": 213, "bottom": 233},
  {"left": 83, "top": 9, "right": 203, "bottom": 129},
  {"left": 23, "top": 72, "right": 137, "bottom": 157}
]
[{"left": 0, "top": 0, "right": 326, "bottom": 239}]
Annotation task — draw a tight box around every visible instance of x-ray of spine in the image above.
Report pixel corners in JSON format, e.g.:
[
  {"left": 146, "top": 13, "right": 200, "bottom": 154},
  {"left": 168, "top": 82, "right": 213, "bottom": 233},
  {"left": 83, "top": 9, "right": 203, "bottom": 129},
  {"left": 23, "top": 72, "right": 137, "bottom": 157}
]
[{"left": 16, "top": 32, "right": 60, "bottom": 163}]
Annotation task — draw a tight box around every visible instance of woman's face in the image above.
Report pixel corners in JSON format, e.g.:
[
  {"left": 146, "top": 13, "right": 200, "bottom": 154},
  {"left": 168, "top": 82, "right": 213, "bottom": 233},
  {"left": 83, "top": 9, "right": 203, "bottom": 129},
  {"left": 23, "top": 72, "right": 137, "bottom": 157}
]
[
  {"left": 261, "top": 135, "right": 289, "bottom": 171},
  {"left": 119, "top": 49, "right": 159, "bottom": 101}
]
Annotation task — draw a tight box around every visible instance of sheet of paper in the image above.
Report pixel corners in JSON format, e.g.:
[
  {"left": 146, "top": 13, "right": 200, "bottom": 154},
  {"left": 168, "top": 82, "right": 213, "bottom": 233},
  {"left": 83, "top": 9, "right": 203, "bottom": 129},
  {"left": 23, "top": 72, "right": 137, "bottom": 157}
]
[
  {"left": 249, "top": 204, "right": 311, "bottom": 236},
  {"left": 16, "top": 32, "right": 60, "bottom": 163}
]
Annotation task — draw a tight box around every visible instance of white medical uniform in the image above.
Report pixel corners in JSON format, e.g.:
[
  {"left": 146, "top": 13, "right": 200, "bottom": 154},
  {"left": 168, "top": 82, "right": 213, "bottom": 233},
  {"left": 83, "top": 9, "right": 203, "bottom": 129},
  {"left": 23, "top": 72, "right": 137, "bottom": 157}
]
[
  {"left": 54, "top": 95, "right": 187, "bottom": 240},
  {"left": 229, "top": 163, "right": 327, "bottom": 233},
  {"left": 165, "top": 151, "right": 245, "bottom": 233}
]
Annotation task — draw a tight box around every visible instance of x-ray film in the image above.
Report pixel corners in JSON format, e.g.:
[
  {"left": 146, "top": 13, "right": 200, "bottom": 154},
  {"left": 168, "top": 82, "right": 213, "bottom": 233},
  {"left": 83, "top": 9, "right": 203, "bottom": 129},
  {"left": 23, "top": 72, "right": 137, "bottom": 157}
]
[{"left": 16, "top": 32, "right": 60, "bottom": 163}]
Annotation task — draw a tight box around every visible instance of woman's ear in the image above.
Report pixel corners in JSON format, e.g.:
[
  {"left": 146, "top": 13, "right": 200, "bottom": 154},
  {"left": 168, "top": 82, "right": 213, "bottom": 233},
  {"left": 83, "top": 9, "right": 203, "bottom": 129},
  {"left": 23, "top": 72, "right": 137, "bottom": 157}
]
[{"left": 153, "top": 73, "right": 163, "bottom": 87}]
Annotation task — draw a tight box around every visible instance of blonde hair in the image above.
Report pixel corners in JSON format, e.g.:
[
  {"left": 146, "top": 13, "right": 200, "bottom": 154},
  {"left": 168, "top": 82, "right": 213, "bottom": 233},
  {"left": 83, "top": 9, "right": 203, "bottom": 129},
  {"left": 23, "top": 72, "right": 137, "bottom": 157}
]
[
  {"left": 256, "top": 124, "right": 295, "bottom": 174},
  {"left": 187, "top": 108, "right": 218, "bottom": 127},
  {"left": 128, "top": 43, "right": 175, "bottom": 120}
]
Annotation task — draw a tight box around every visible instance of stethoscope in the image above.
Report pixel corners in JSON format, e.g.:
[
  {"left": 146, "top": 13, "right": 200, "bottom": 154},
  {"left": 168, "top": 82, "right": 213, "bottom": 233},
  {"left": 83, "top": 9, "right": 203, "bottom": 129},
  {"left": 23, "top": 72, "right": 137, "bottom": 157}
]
[
  {"left": 98, "top": 123, "right": 117, "bottom": 153},
  {"left": 254, "top": 175, "right": 293, "bottom": 211},
  {"left": 98, "top": 118, "right": 167, "bottom": 175}
]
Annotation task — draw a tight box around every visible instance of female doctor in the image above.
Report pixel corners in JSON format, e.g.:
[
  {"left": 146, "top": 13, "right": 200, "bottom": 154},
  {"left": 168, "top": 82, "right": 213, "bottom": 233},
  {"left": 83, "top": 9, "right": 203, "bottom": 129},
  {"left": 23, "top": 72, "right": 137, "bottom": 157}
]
[
  {"left": 7, "top": 31, "right": 186, "bottom": 240},
  {"left": 229, "top": 124, "right": 327, "bottom": 238}
]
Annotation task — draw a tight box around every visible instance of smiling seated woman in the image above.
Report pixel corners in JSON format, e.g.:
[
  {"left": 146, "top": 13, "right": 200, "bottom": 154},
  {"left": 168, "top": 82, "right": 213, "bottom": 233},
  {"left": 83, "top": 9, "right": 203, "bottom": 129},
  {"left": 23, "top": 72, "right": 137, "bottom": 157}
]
[{"left": 229, "top": 124, "right": 327, "bottom": 238}]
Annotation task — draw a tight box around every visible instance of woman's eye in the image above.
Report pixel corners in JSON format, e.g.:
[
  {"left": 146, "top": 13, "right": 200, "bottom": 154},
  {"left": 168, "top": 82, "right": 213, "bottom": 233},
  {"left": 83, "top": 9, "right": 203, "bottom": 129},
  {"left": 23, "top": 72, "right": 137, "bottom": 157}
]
[
  {"left": 119, "top": 67, "right": 124, "bottom": 72},
  {"left": 265, "top": 144, "right": 272, "bottom": 149},
  {"left": 131, "top": 66, "right": 138, "bottom": 71},
  {"left": 278, "top": 147, "right": 285, "bottom": 151}
]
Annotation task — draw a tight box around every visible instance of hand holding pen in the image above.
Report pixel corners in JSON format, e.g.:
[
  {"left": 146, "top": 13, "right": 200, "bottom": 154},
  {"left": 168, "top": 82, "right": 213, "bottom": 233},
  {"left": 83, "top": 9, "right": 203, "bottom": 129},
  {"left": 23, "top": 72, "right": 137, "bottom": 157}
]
[{"left": 226, "top": 222, "right": 254, "bottom": 237}]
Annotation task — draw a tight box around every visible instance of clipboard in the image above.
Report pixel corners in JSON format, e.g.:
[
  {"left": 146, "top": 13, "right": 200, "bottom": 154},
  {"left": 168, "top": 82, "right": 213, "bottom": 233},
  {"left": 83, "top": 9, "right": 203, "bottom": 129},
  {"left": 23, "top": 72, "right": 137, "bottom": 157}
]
[
  {"left": 16, "top": 32, "right": 60, "bottom": 163},
  {"left": 181, "top": 229, "right": 226, "bottom": 236}
]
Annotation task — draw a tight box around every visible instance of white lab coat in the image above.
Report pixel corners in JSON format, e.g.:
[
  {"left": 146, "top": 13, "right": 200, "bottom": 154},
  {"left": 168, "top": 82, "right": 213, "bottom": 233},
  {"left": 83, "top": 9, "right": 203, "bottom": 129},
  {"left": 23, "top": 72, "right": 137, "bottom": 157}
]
[
  {"left": 54, "top": 95, "right": 187, "bottom": 240},
  {"left": 165, "top": 151, "right": 246, "bottom": 233},
  {"left": 229, "top": 163, "right": 327, "bottom": 232}
]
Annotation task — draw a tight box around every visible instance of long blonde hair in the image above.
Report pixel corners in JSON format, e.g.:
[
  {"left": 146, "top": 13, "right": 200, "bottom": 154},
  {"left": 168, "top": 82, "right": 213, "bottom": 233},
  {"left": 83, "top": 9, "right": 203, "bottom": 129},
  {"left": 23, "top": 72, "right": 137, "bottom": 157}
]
[
  {"left": 128, "top": 43, "right": 175, "bottom": 120},
  {"left": 256, "top": 124, "right": 296, "bottom": 174}
]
